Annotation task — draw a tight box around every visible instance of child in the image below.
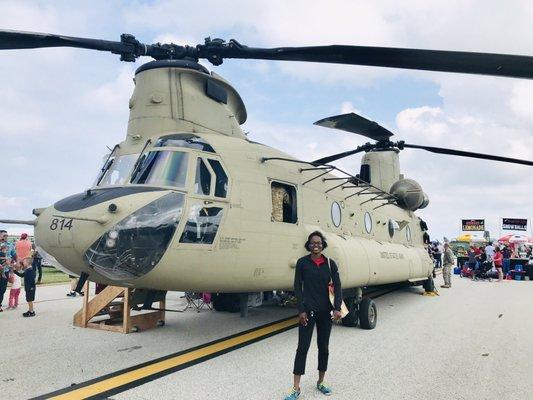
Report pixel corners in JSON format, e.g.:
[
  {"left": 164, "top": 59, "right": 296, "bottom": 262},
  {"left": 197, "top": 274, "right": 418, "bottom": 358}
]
[
  {"left": 8, "top": 265, "right": 21, "bottom": 309},
  {"left": 14, "top": 257, "right": 36, "bottom": 317}
]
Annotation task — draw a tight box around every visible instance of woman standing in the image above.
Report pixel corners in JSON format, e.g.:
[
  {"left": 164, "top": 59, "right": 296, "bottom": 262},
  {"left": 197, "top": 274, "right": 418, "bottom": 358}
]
[
  {"left": 493, "top": 247, "right": 503, "bottom": 281},
  {"left": 284, "top": 231, "right": 342, "bottom": 400}
]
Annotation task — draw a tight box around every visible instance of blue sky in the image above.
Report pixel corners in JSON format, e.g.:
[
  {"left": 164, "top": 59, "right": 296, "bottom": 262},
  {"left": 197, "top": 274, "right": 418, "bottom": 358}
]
[{"left": 1, "top": 1, "right": 532, "bottom": 241}]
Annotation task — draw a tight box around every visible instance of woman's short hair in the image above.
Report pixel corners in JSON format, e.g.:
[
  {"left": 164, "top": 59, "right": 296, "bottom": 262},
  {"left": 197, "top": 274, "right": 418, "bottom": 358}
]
[{"left": 304, "top": 231, "right": 328, "bottom": 251}]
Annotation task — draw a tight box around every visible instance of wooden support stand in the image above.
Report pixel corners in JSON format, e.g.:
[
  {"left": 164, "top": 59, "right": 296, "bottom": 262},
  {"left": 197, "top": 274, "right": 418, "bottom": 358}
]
[{"left": 73, "top": 282, "right": 165, "bottom": 334}]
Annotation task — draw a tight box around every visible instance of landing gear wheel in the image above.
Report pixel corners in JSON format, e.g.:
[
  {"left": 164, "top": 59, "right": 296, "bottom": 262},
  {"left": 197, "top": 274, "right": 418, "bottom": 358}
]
[
  {"left": 423, "top": 276, "right": 435, "bottom": 292},
  {"left": 359, "top": 298, "right": 377, "bottom": 330},
  {"left": 341, "top": 297, "right": 359, "bottom": 327}
]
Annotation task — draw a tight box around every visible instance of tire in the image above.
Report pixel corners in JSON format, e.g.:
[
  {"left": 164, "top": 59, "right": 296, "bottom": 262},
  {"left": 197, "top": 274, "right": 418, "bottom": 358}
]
[
  {"left": 423, "top": 276, "right": 435, "bottom": 292},
  {"left": 359, "top": 298, "right": 377, "bottom": 330},
  {"left": 341, "top": 297, "right": 359, "bottom": 327},
  {"left": 212, "top": 293, "right": 240, "bottom": 312}
]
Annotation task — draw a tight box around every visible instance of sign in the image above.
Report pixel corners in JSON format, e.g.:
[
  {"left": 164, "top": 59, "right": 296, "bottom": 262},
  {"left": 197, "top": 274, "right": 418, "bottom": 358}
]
[
  {"left": 462, "top": 219, "right": 485, "bottom": 231},
  {"left": 502, "top": 218, "right": 528, "bottom": 231}
]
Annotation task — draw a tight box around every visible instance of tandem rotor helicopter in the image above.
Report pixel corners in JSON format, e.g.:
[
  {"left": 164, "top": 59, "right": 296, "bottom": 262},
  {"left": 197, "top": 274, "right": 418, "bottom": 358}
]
[{"left": 1, "top": 30, "right": 533, "bottom": 328}]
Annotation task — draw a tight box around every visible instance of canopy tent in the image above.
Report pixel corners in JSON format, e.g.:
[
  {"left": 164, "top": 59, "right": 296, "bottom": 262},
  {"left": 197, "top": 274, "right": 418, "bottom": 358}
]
[
  {"left": 456, "top": 234, "right": 487, "bottom": 243},
  {"left": 498, "top": 234, "right": 529, "bottom": 244}
]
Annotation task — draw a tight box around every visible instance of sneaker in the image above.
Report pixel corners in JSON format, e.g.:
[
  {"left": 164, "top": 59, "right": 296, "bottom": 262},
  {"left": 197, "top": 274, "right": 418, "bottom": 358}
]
[
  {"left": 23, "top": 311, "right": 36, "bottom": 317},
  {"left": 440, "top": 285, "right": 450, "bottom": 288},
  {"left": 283, "top": 387, "right": 301, "bottom": 400},
  {"left": 66, "top": 292, "right": 76, "bottom": 297},
  {"left": 317, "top": 382, "right": 332, "bottom": 396}
]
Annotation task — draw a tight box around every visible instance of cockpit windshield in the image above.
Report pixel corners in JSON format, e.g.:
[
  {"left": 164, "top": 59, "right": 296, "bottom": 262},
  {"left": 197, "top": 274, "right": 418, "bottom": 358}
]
[
  {"left": 96, "top": 153, "right": 139, "bottom": 187},
  {"left": 154, "top": 134, "right": 215, "bottom": 153},
  {"left": 130, "top": 150, "right": 189, "bottom": 188}
]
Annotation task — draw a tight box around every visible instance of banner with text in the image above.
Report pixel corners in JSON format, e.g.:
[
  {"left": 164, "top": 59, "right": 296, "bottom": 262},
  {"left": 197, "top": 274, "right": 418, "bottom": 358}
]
[
  {"left": 462, "top": 219, "right": 485, "bottom": 231},
  {"left": 502, "top": 218, "right": 528, "bottom": 231}
]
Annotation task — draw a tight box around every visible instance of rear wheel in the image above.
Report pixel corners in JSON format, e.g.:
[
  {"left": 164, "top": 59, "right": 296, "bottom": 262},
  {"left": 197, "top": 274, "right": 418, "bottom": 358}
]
[
  {"left": 423, "top": 276, "right": 435, "bottom": 292},
  {"left": 341, "top": 297, "right": 359, "bottom": 327},
  {"left": 359, "top": 298, "right": 377, "bottom": 330}
]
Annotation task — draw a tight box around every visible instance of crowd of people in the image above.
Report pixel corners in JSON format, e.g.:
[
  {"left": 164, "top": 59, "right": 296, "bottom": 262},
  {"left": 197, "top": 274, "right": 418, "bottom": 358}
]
[
  {"left": 0, "top": 230, "right": 42, "bottom": 316},
  {"left": 463, "top": 242, "right": 533, "bottom": 282}
]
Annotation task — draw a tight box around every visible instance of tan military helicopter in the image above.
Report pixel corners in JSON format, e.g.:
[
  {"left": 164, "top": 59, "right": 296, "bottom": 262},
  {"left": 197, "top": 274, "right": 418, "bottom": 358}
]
[{"left": 1, "top": 30, "right": 533, "bottom": 328}]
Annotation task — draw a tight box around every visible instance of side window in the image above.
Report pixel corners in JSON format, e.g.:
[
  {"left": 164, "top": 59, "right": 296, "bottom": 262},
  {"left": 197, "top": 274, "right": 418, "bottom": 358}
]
[
  {"left": 180, "top": 205, "right": 223, "bottom": 244},
  {"left": 271, "top": 182, "right": 297, "bottom": 224},
  {"left": 194, "top": 158, "right": 211, "bottom": 195},
  {"left": 208, "top": 159, "right": 228, "bottom": 198}
]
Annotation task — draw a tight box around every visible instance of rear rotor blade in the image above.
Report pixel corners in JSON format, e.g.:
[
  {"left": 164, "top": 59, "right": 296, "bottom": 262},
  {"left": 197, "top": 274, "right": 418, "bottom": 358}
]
[
  {"left": 402, "top": 143, "right": 533, "bottom": 166},
  {"left": 204, "top": 42, "right": 533, "bottom": 79},
  {"left": 314, "top": 112, "right": 394, "bottom": 141},
  {"left": 313, "top": 146, "right": 368, "bottom": 165}
]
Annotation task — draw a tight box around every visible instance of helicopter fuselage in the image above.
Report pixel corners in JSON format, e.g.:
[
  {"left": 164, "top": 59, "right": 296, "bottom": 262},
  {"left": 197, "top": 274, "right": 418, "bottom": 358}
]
[{"left": 34, "top": 61, "right": 433, "bottom": 292}]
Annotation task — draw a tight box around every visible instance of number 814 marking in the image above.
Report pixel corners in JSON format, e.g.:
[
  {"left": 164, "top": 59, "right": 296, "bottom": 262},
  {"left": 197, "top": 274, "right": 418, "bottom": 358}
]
[{"left": 50, "top": 218, "right": 74, "bottom": 231}]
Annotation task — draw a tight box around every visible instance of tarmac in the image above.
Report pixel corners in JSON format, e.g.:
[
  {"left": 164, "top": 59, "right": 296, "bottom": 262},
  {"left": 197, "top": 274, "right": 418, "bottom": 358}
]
[{"left": 1, "top": 274, "right": 531, "bottom": 400}]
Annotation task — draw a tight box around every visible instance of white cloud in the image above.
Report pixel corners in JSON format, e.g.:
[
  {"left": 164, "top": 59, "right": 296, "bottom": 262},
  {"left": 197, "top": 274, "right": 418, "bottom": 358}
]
[{"left": 340, "top": 102, "right": 361, "bottom": 115}]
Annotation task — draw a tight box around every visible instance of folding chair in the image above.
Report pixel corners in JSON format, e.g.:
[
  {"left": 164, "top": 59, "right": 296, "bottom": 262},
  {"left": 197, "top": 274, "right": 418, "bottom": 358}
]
[{"left": 183, "top": 292, "right": 212, "bottom": 312}]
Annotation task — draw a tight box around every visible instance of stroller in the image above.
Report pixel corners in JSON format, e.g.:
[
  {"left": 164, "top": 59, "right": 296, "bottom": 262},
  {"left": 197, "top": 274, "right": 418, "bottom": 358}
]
[{"left": 472, "top": 261, "right": 494, "bottom": 281}]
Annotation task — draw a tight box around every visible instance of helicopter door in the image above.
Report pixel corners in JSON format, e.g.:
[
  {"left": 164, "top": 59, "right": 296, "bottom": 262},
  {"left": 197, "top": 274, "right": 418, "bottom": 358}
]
[{"left": 269, "top": 180, "right": 301, "bottom": 281}]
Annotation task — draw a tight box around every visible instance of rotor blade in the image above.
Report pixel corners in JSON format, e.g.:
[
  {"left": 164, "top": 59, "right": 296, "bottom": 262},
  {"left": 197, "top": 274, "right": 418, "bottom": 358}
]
[
  {"left": 0, "top": 29, "right": 150, "bottom": 61},
  {"left": 314, "top": 113, "right": 394, "bottom": 141},
  {"left": 205, "top": 42, "right": 533, "bottom": 79},
  {"left": 313, "top": 146, "right": 368, "bottom": 165},
  {"left": 402, "top": 143, "right": 533, "bottom": 166},
  {"left": 0, "top": 29, "right": 125, "bottom": 51}
]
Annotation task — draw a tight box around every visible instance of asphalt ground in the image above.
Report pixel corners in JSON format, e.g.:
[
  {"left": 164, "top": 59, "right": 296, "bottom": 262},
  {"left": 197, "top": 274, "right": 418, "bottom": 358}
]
[{"left": 1, "top": 275, "right": 531, "bottom": 400}]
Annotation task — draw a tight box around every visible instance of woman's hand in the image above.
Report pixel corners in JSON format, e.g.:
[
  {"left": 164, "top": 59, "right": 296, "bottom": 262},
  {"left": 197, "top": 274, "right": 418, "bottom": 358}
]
[
  {"left": 332, "top": 310, "right": 342, "bottom": 322},
  {"left": 298, "top": 312, "right": 308, "bottom": 326}
]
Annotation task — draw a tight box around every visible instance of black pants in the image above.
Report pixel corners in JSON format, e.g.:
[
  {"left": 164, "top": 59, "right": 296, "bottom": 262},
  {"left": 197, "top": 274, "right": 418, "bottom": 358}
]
[
  {"left": 0, "top": 278, "right": 7, "bottom": 307},
  {"left": 293, "top": 310, "right": 332, "bottom": 375}
]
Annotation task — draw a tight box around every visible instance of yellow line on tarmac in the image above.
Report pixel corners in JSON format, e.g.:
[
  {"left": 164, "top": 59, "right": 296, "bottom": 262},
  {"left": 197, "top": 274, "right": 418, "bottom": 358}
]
[{"left": 49, "top": 317, "right": 298, "bottom": 400}]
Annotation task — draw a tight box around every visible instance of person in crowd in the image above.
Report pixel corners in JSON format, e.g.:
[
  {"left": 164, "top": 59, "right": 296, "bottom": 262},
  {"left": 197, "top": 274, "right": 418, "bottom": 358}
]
[
  {"left": 466, "top": 246, "right": 477, "bottom": 270},
  {"left": 15, "top": 233, "right": 32, "bottom": 266},
  {"left": 441, "top": 243, "right": 454, "bottom": 288},
  {"left": 485, "top": 241, "right": 495, "bottom": 261},
  {"left": 13, "top": 257, "right": 36, "bottom": 317},
  {"left": 502, "top": 245, "right": 512, "bottom": 276},
  {"left": 473, "top": 247, "right": 487, "bottom": 280},
  {"left": 493, "top": 246, "right": 503, "bottom": 282},
  {"left": 67, "top": 275, "right": 83, "bottom": 297},
  {"left": 0, "top": 243, "right": 12, "bottom": 312},
  {"left": 284, "top": 231, "right": 342, "bottom": 400},
  {"left": 8, "top": 263, "right": 21, "bottom": 309},
  {"left": 31, "top": 245, "right": 43, "bottom": 284},
  {"left": 431, "top": 242, "right": 442, "bottom": 269}
]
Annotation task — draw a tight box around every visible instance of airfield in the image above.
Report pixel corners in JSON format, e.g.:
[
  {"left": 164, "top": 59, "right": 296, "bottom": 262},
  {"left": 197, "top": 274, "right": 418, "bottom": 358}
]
[{"left": 1, "top": 276, "right": 531, "bottom": 400}]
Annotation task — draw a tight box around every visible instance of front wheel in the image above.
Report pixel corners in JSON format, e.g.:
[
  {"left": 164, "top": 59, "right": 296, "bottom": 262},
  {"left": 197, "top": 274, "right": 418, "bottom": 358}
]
[{"left": 359, "top": 298, "right": 377, "bottom": 330}]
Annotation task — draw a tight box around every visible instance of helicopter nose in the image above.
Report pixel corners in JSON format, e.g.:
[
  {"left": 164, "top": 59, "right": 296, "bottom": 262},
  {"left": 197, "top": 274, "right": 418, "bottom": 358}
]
[
  {"left": 35, "top": 190, "right": 185, "bottom": 281},
  {"left": 84, "top": 192, "right": 185, "bottom": 281}
]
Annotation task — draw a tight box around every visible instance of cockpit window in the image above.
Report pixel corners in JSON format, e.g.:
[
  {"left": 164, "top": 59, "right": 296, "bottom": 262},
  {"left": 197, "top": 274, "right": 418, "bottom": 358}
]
[
  {"left": 208, "top": 159, "right": 228, "bottom": 198},
  {"left": 179, "top": 205, "right": 223, "bottom": 244},
  {"left": 130, "top": 151, "right": 189, "bottom": 188},
  {"left": 96, "top": 153, "right": 139, "bottom": 187},
  {"left": 154, "top": 134, "right": 215, "bottom": 153},
  {"left": 194, "top": 158, "right": 211, "bottom": 195}
]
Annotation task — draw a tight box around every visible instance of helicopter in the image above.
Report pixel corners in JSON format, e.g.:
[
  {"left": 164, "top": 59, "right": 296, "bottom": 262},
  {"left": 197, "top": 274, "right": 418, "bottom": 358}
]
[{"left": 1, "top": 29, "right": 532, "bottom": 329}]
